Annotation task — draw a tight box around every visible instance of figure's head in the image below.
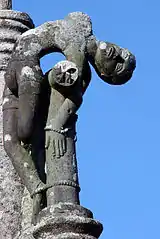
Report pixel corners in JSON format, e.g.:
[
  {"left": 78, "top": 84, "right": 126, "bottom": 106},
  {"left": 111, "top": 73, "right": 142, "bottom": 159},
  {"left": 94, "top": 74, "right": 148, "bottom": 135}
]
[
  {"left": 94, "top": 41, "right": 136, "bottom": 85},
  {"left": 48, "top": 60, "right": 79, "bottom": 90}
]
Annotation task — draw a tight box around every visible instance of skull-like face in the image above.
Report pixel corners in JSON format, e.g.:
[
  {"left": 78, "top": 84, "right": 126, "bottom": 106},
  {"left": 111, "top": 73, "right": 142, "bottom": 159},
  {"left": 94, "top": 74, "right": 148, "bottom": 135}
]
[
  {"left": 48, "top": 60, "right": 79, "bottom": 88},
  {"left": 95, "top": 41, "right": 136, "bottom": 85}
]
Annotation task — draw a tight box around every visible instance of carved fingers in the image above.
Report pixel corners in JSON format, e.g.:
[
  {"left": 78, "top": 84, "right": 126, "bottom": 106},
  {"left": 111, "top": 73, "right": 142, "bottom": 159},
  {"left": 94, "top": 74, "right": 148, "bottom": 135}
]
[
  {"left": 45, "top": 131, "right": 66, "bottom": 159},
  {"left": 53, "top": 134, "right": 66, "bottom": 158},
  {"left": 45, "top": 134, "right": 51, "bottom": 150}
]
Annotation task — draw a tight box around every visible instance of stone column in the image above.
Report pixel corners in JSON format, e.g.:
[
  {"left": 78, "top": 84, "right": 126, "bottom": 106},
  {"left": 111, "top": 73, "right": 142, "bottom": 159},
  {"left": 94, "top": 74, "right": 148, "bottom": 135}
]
[{"left": 0, "top": 1, "right": 34, "bottom": 238}]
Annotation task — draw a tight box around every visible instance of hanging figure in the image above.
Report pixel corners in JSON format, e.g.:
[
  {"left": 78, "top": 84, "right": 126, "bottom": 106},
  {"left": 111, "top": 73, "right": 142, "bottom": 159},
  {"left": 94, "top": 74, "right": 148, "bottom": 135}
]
[{"left": 3, "top": 12, "right": 136, "bottom": 224}]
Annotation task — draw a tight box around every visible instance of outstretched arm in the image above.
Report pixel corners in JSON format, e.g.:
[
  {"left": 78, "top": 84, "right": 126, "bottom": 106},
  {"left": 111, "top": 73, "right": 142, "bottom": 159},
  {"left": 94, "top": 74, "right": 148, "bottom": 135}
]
[{"left": 50, "top": 93, "right": 82, "bottom": 131}]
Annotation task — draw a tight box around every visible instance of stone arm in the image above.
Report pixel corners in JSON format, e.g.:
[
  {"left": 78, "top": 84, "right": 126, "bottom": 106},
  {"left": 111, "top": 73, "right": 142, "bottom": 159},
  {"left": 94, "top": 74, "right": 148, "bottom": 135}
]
[
  {"left": 51, "top": 68, "right": 91, "bottom": 131},
  {"left": 45, "top": 91, "right": 81, "bottom": 158},
  {"left": 45, "top": 61, "right": 84, "bottom": 131},
  {"left": 51, "top": 63, "right": 91, "bottom": 132},
  {"left": 50, "top": 94, "right": 82, "bottom": 132},
  {"left": 4, "top": 16, "right": 89, "bottom": 139},
  {"left": 45, "top": 59, "right": 91, "bottom": 159},
  {"left": 3, "top": 20, "right": 65, "bottom": 142},
  {"left": 13, "top": 20, "right": 63, "bottom": 59},
  {"left": 46, "top": 56, "right": 91, "bottom": 130}
]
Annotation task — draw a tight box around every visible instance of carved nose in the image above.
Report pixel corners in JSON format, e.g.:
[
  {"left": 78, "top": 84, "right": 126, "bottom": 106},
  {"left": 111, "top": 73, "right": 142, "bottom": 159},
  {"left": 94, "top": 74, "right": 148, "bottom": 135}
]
[
  {"left": 120, "top": 48, "right": 136, "bottom": 71},
  {"left": 128, "top": 54, "right": 136, "bottom": 71}
]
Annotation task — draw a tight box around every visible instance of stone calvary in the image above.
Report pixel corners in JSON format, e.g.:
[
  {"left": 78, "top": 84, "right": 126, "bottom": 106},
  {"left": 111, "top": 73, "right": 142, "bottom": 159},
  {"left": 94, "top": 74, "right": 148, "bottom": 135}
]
[{"left": 2, "top": 11, "right": 136, "bottom": 239}]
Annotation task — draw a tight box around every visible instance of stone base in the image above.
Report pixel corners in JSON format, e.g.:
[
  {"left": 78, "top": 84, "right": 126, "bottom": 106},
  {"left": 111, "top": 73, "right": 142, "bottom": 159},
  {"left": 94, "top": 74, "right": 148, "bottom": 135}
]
[{"left": 33, "top": 203, "right": 103, "bottom": 239}]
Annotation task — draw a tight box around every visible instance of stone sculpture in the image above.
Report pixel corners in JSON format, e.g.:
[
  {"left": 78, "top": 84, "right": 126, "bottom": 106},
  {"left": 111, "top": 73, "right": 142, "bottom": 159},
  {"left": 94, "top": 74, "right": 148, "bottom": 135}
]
[
  {"left": 3, "top": 11, "right": 136, "bottom": 238},
  {"left": 0, "top": 2, "right": 36, "bottom": 237}
]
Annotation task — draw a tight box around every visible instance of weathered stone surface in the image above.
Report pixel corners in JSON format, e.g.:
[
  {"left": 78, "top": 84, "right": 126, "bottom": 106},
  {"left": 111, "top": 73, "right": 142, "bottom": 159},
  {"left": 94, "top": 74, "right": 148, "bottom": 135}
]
[
  {"left": 0, "top": 0, "right": 12, "bottom": 10},
  {"left": 19, "top": 188, "right": 34, "bottom": 239},
  {"left": 45, "top": 60, "right": 81, "bottom": 207},
  {"left": 0, "top": 9, "right": 34, "bottom": 239},
  {"left": 2, "top": 10, "right": 136, "bottom": 239},
  {"left": 0, "top": 10, "right": 34, "bottom": 71},
  {"left": 33, "top": 203, "right": 103, "bottom": 239},
  {"left": 36, "top": 234, "right": 99, "bottom": 239},
  {"left": 4, "top": 11, "right": 135, "bottom": 204}
]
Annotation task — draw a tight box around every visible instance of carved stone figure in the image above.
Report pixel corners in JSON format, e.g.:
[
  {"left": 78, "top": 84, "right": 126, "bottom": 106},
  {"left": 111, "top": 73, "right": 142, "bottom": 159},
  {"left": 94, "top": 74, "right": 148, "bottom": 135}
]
[
  {"left": 0, "top": 3, "right": 36, "bottom": 237},
  {"left": 3, "top": 11, "right": 136, "bottom": 235}
]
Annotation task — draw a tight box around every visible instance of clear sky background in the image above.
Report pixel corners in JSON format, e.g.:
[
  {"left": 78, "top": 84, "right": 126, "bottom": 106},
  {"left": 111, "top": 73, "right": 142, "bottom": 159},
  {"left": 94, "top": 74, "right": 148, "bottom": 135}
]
[{"left": 13, "top": 1, "right": 159, "bottom": 238}]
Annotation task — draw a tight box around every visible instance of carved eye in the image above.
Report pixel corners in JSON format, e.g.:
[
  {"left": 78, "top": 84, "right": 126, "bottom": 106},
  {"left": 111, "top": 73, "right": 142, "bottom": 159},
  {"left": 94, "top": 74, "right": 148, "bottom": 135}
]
[
  {"left": 115, "top": 63, "right": 123, "bottom": 73},
  {"left": 67, "top": 68, "right": 77, "bottom": 74},
  {"left": 106, "top": 46, "right": 115, "bottom": 59}
]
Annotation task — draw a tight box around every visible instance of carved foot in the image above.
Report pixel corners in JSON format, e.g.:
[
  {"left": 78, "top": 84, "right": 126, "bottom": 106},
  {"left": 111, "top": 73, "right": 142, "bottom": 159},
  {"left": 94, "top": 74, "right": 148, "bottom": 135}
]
[
  {"left": 31, "top": 183, "right": 48, "bottom": 225},
  {"left": 32, "top": 193, "right": 42, "bottom": 225}
]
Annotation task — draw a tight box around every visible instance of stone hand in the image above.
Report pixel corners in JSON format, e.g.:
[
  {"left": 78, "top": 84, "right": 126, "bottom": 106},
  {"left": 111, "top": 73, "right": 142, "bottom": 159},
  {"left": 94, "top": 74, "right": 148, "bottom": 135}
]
[{"left": 46, "top": 131, "right": 66, "bottom": 158}]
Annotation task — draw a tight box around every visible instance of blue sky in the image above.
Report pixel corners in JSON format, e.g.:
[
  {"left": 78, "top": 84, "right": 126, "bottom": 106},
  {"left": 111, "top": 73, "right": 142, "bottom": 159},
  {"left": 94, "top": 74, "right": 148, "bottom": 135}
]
[{"left": 14, "top": 1, "right": 160, "bottom": 238}]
